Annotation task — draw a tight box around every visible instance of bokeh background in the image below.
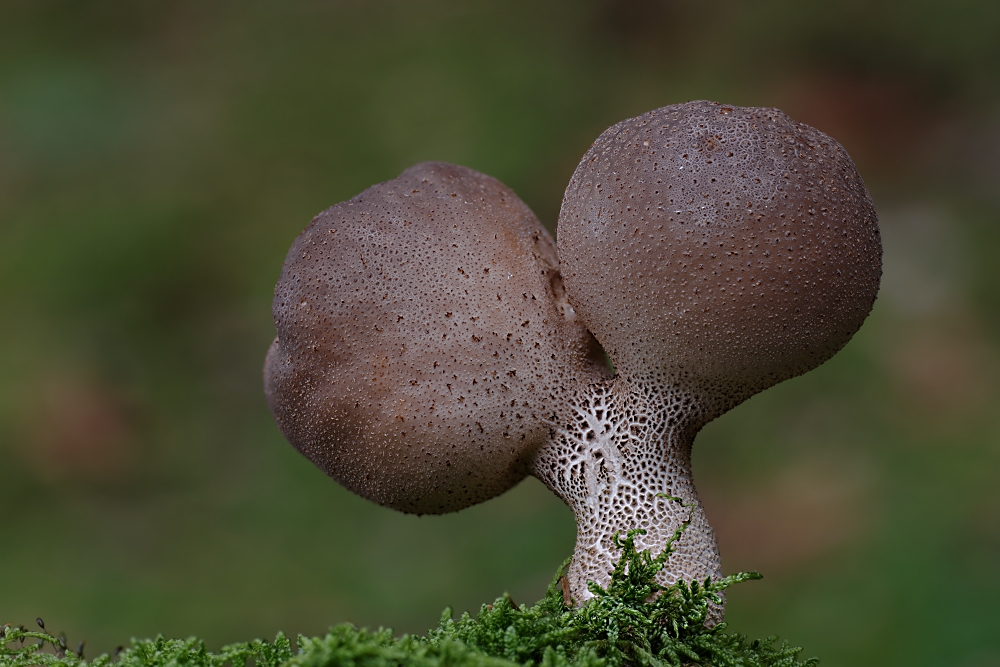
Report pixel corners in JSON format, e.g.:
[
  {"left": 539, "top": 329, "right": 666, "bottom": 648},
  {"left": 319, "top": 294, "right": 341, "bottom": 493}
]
[{"left": 2, "top": 1, "right": 999, "bottom": 665}]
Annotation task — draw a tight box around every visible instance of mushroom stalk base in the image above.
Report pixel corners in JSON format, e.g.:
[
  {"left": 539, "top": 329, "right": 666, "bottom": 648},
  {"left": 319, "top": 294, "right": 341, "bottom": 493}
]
[{"left": 532, "top": 376, "right": 723, "bottom": 615}]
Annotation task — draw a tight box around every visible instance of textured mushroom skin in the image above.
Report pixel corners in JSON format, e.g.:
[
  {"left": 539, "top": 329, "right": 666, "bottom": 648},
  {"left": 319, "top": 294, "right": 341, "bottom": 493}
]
[
  {"left": 265, "top": 162, "right": 608, "bottom": 514},
  {"left": 538, "top": 101, "right": 882, "bottom": 605},
  {"left": 265, "top": 102, "right": 882, "bottom": 618}
]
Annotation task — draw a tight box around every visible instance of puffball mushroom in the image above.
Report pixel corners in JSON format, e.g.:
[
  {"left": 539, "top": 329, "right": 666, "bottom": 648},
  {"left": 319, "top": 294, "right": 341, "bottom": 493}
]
[
  {"left": 536, "top": 100, "right": 881, "bottom": 606},
  {"left": 265, "top": 101, "right": 881, "bottom": 615},
  {"left": 265, "top": 162, "right": 609, "bottom": 514}
]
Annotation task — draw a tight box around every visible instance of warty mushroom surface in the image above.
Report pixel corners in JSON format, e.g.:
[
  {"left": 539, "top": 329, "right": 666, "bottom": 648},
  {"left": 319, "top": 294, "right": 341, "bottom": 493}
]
[
  {"left": 265, "top": 101, "right": 882, "bottom": 620},
  {"left": 265, "top": 161, "right": 608, "bottom": 515}
]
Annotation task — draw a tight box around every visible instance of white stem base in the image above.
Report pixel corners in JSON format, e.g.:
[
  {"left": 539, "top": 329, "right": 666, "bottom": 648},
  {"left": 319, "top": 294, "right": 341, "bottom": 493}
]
[{"left": 533, "top": 375, "right": 723, "bottom": 616}]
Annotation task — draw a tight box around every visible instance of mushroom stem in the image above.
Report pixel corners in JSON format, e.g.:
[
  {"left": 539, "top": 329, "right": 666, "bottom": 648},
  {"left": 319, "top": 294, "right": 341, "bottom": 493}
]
[{"left": 532, "top": 373, "right": 722, "bottom": 610}]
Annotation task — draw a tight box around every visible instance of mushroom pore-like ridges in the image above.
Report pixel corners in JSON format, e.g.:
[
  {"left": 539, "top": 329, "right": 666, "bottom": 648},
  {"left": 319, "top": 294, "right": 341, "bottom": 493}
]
[
  {"left": 265, "top": 162, "right": 608, "bottom": 514},
  {"left": 558, "top": 101, "right": 882, "bottom": 418}
]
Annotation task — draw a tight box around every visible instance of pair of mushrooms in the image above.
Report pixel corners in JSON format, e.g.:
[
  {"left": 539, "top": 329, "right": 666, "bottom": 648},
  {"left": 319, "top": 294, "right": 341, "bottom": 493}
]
[{"left": 264, "top": 101, "right": 882, "bottom": 615}]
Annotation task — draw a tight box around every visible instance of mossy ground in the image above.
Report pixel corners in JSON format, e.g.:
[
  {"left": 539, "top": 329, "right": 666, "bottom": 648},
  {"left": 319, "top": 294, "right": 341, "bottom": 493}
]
[{"left": 2, "top": 529, "right": 816, "bottom": 667}]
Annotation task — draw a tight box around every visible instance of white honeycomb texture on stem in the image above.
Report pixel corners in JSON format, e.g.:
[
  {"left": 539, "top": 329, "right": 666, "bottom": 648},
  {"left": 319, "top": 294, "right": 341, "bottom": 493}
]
[{"left": 532, "top": 373, "right": 723, "bottom": 615}]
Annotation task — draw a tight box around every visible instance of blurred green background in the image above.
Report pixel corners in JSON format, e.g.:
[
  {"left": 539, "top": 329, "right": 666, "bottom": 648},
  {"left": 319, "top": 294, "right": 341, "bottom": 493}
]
[{"left": 2, "top": 1, "right": 999, "bottom": 665}]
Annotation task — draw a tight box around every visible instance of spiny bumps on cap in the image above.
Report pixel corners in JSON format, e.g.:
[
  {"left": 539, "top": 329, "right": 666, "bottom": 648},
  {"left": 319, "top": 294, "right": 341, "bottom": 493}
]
[
  {"left": 558, "top": 100, "right": 882, "bottom": 422},
  {"left": 265, "top": 162, "right": 608, "bottom": 514}
]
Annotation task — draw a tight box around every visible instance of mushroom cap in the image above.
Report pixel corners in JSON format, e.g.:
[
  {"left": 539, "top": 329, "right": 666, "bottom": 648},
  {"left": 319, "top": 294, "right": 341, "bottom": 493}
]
[
  {"left": 558, "top": 101, "right": 882, "bottom": 418},
  {"left": 265, "top": 162, "right": 607, "bottom": 514}
]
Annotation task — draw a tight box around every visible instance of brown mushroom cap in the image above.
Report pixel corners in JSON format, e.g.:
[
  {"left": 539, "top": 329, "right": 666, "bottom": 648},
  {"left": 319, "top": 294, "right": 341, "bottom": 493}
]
[
  {"left": 558, "top": 101, "right": 882, "bottom": 419},
  {"left": 265, "top": 162, "right": 607, "bottom": 514}
]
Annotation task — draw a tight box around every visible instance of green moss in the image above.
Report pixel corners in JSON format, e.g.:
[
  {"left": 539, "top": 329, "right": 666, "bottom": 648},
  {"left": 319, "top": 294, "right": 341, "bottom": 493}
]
[{"left": 2, "top": 530, "right": 816, "bottom": 667}]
